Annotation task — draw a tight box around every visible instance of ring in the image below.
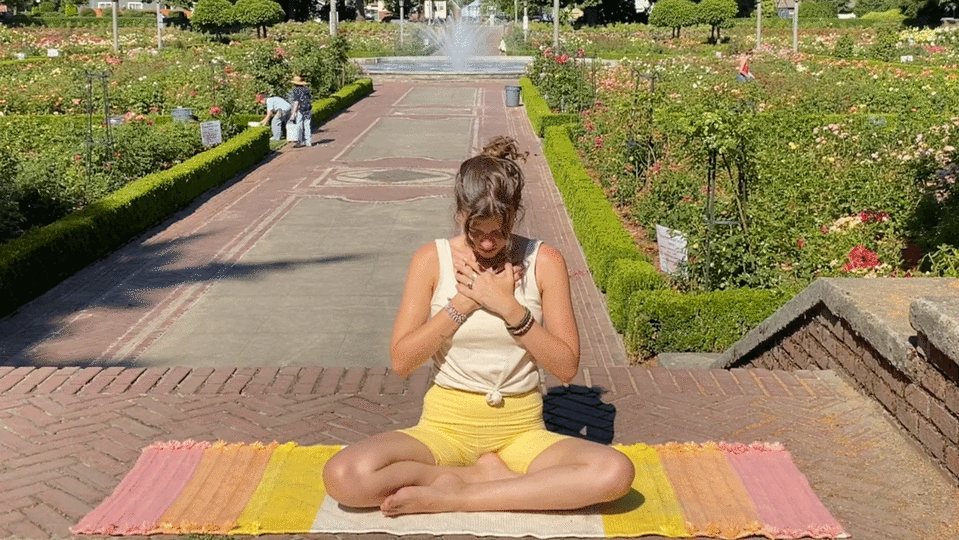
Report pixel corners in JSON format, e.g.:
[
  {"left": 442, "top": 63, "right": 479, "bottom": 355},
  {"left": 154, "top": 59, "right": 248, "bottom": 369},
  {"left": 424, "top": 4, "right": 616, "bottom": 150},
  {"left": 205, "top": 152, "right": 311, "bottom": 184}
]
[
  {"left": 468, "top": 281, "right": 473, "bottom": 290},
  {"left": 472, "top": 272, "right": 478, "bottom": 279}
]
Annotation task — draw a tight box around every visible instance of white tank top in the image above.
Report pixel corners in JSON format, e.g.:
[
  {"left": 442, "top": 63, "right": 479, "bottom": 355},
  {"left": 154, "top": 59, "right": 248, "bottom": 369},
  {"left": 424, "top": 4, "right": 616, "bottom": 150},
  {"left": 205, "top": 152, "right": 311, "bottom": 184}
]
[{"left": 429, "top": 237, "right": 543, "bottom": 406}]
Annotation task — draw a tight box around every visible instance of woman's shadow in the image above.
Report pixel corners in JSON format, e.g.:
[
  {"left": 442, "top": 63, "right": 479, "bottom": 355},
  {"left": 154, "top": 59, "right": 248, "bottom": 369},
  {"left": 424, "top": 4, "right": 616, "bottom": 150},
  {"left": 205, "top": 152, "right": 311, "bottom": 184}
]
[{"left": 543, "top": 384, "right": 616, "bottom": 444}]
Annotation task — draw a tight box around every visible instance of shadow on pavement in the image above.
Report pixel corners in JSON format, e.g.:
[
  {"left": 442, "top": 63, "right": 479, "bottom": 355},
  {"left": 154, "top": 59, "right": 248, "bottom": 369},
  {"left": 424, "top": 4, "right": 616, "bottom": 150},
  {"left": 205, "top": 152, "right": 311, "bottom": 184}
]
[
  {"left": 0, "top": 229, "right": 370, "bottom": 366},
  {"left": 543, "top": 384, "right": 616, "bottom": 444}
]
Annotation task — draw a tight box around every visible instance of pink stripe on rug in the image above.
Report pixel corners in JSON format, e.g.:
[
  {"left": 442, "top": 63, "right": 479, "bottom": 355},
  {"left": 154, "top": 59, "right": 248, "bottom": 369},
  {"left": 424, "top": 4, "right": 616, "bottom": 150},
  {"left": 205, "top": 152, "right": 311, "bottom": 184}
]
[
  {"left": 656, "top": 442, "right": 763, "bottom": 539},
  {"left": 70, "top": 440, "right": 210, "bottom": 535},
  {"left": 721, "top": 443, "right": 847, "bottom": 539}
]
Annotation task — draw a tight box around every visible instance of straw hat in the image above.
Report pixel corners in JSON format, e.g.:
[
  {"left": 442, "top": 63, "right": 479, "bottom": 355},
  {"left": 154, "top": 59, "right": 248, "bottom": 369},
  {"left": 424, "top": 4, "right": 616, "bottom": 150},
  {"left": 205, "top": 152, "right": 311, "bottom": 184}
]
[{"left": 291, "top": 75, "right": 308, "bottom": 86}]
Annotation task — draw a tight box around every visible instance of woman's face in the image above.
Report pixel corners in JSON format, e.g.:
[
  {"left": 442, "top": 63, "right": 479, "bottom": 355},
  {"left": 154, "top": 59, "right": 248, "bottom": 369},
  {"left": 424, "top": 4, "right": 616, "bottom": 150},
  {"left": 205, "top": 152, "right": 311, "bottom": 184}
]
[{"left": 466, "top": 216, "right": 508, "bottom": 262}]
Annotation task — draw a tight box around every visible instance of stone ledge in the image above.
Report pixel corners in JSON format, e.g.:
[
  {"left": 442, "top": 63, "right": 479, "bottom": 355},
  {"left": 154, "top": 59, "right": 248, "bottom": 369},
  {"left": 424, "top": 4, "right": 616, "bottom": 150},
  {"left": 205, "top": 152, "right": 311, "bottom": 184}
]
[
  {"left": 910, "top": 296, "right": 959, "bottom": 363},
  {"left": 715, "top": 278, "right": 959, "bottom": 378}
]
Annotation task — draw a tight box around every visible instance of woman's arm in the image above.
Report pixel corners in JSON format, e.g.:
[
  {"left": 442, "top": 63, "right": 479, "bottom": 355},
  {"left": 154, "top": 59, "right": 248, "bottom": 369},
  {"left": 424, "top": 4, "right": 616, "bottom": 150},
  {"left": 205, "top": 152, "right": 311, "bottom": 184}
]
[
  {"left": 514, "top": 244, "right": 579, "bottom": 382},
  {"left": 389, "top": 243, "right": 478, "bottom": 378}
]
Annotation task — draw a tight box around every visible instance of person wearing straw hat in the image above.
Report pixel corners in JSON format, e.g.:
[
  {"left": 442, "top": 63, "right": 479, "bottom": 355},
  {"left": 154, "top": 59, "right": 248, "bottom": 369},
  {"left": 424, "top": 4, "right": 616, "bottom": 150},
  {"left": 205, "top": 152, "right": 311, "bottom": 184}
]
[{"left": 289, "top": 75, "right": 313, "bottom": 147}]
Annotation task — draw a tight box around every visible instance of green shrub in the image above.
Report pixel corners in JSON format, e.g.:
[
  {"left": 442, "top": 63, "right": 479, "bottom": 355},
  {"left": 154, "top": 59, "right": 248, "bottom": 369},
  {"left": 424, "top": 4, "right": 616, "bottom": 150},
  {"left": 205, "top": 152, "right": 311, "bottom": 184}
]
[
  {"left": 0, "top": 147, "right": 22, "bottom": 242},
  {"left": 606, "top": 259, "right": 666, "bottom": 331},
  {"left": 833, "top": 33, "right": 856, "bottom": 58},
  {"left": 78, "top": 7, "right": 95, "bottom": 16},
  {"left": 525, "top": 52, "right": 597, "bottom": 114},
  {"left": 798, "top": 0, "right": 838, "bottom": 18},
  {"left": 624, "top": 287, "right": 792, "bottom": 359},
  {"left": 869, "top": 24, "right": 901, "bottom": 62},
  {"left": 859, "top": 8, "right": 906, "bottom": 22},
  {"left": 63, "top": 4, "right": 78, "bottom": 16}
]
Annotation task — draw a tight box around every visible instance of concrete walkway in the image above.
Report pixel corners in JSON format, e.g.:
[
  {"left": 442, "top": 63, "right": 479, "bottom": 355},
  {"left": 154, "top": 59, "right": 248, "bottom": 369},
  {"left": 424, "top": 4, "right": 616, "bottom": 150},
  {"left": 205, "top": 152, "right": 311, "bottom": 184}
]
[{"left": 0, "top": 79, "right": 958, "bottom": 540}]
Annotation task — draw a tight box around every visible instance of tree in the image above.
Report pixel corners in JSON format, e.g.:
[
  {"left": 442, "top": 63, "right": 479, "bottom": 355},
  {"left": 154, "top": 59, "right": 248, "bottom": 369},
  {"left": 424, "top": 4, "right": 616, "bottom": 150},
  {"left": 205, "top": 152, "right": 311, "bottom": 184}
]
[
  {"left": 698, "top": 0, "right": 737, "bottom": 43},
  {"left": 648, "top": 0, "right": 697, "bottom": 38},
  {"left": 191, "top": 0, "right": 235, "bottom": 37},
  {"left": 234, "top": 0, "right": 285, "bottom": 37}
]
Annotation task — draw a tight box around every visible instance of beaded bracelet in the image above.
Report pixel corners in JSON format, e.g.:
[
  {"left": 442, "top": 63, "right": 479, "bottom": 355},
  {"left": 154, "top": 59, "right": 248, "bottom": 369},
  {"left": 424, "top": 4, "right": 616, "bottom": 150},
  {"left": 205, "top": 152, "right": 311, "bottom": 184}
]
[
  {"left": 506, "top": 307, "right": 534, "bottom": 337},
  {"left": 444, "top": 302, "right": 468, "bottom": 325}
]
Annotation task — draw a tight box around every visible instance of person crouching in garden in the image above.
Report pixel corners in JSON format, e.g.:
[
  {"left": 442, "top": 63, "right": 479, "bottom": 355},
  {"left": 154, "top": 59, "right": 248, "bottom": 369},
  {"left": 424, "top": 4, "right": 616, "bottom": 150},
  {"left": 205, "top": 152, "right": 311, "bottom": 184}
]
[
  {"left": 322, "top": 135, "right": 635, "bottom": 516},
  {"left": 289, "top": 75, "right": 313, "bottom": 148},
  {"left": 255, "top": 92, "right": 292, "bottom": 141}
]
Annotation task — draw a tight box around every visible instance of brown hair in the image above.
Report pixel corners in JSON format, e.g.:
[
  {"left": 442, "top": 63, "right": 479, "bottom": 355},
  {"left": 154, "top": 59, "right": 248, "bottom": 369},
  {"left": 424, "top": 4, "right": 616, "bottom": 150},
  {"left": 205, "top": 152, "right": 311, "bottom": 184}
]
[{"left": 454, "top": 136, "right": 529, "bottom": 252}]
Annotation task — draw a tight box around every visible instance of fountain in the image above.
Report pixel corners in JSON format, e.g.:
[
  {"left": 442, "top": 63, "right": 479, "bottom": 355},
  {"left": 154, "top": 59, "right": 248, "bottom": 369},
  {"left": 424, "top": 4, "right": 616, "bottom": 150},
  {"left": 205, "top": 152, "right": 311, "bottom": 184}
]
[{"left": 357, "top": 8, "right": 532, "bottom": 79}]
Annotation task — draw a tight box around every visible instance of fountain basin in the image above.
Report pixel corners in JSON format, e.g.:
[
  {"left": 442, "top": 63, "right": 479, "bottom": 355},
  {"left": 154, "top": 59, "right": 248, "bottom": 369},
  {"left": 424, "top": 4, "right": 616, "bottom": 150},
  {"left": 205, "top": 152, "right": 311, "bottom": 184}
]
[{"left": 354, "top": 56, "right": 533, "bottom": 80}]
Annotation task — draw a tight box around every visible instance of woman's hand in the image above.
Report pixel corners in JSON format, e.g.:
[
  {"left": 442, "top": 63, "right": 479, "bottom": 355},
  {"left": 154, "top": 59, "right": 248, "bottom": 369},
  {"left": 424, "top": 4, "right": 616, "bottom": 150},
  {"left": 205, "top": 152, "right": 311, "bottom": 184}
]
[
  {"left": 450, "top": 243, "right": 524, "bottom": 289},
  {"left": 456, "top": 263, "right": 523, "bottom": 320}
]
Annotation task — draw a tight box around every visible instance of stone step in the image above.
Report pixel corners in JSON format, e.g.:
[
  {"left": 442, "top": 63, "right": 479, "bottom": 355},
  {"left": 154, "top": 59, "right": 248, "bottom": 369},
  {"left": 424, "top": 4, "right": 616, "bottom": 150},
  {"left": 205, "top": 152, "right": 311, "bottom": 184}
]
[{"left": 656, "top": 352, "right": 724, "bottom": 369}]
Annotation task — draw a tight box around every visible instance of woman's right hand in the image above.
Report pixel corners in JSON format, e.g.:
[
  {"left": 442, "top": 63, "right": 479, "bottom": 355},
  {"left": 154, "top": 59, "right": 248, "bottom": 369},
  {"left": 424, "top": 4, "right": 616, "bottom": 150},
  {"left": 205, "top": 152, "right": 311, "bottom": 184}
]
[{"left": 450, "top": 241, "right": 524, "bottom": 289}]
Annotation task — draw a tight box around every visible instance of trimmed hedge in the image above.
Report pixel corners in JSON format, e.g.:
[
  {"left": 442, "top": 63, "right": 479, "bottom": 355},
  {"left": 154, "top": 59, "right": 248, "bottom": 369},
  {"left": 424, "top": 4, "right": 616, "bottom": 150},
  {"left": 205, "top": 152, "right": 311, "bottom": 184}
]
[
  {"left": 529, "top": 82, "right": 792, "bottom": 360},
  {"left": 623, "top": 288, "right": 794, "bottom": 359},
  {"left": 542, "top": 125, "right": 650, "bottom": 292},
  {"left": 606, "top": 258, "right": 666, "bottom": 331},
  {"left": 0, "top": 78, "right": 374, "bottom": 317}
]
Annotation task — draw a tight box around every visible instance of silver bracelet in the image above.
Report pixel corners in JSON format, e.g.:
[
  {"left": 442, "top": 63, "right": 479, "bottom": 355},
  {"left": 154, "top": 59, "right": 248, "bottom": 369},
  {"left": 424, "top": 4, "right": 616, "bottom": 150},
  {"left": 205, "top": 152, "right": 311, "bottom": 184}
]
[
  {"left": 506, "top": 307, "right": 534, "bottom": 337},
  {"left": 444, "top": 302, "right": 468, "bottom": 325}
]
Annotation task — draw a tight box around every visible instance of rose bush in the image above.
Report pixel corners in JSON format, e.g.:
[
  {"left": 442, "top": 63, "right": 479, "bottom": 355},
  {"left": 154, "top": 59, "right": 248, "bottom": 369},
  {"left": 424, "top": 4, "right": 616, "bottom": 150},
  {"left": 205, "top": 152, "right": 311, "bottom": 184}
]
[{"left": 560, "top": 48, "right": 959, "bottom": 289}]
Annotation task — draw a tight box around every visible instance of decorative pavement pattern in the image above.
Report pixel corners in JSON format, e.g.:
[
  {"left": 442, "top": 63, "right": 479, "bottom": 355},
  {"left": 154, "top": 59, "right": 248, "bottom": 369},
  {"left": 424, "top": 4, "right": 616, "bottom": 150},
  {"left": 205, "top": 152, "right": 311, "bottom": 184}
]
[{"left": 0, "top": 80, "right": 958, "bottom": 540}]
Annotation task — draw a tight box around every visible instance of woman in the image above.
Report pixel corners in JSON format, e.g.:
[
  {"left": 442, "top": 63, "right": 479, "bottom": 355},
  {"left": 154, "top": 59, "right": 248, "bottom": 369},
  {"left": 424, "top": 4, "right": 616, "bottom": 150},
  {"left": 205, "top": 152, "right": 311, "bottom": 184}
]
[
  {"left": 289, "top": 75, "right": 313, "bottom": 147},
  {"left": 322, "top": 136, "right": 635, "bottom": 516}
]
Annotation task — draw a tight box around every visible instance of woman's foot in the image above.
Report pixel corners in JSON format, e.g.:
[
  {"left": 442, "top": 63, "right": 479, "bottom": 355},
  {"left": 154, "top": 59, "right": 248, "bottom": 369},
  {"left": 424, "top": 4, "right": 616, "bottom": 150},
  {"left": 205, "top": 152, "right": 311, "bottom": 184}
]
[
  {"left": 381, "top": 474, "right": 465, "bottom": 516},
  {"left": 468, "top": 453, "right": 518, "bottom": 483}
]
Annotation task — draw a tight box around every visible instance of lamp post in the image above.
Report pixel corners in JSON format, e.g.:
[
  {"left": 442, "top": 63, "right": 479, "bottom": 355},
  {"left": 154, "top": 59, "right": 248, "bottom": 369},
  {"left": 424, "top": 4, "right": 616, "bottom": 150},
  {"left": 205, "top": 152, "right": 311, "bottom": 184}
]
[
  {"left": 792, "top": 0, "right": 799, "bottom": 53},
  {"left": 400, "top": 1, "right": 405, "bottom": 48},
  {"left": 552, "top": 0, "right": 558, "bottom": 49},
  {"left": 755, "top": 0, "right": 761, "bottom": 49},
  {"left": 156, "top": 0, "right": 163, "bottom": 49},
  {"left": 111, "top": 0, "right": 119, "bottom": 52},
  {"left": 330, "top": 0, "right": 337, "bottom": 36},
  {"left": 523, "top": 5, "right": 528, "bottom": 43}
]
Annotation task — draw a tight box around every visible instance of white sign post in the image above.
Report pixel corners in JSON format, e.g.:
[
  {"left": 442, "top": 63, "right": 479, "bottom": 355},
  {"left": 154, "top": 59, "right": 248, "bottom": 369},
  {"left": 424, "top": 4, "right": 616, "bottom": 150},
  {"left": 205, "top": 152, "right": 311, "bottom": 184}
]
[
  {"left": 156, "top": 2, "right": 163, "bottom": 49},
  {"left": 656, "top": 225, "right": 689, "bottom": 276},
  {"left": 200, "top": 120, "right": 223, "bottom": 147}
]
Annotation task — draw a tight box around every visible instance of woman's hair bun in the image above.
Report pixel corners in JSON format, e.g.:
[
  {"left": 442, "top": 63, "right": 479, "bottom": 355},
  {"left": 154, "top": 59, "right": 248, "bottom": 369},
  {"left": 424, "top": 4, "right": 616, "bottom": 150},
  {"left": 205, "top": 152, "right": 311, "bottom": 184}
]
[{"left": 481, "top": 136, "right": 529, "bottom": 163}]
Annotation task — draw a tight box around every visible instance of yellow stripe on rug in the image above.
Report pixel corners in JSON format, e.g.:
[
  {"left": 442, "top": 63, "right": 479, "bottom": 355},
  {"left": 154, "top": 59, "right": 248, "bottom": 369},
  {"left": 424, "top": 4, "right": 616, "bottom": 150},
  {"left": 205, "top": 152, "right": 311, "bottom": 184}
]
[
  {"left": 234, "top": 443, "right": 342, "bottom": 534},
  {"left": 602, "top": 444, "right": 687, "bottom": 538}
]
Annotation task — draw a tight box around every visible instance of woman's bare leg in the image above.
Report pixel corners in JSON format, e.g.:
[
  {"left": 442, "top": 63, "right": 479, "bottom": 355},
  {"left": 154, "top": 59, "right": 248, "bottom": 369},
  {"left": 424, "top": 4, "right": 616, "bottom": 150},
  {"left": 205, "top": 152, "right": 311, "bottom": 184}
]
[
  {"left": 380, "top": 437, "right": 634, "bottom": 516},
  {"left": 323, "top": 431, "right": 520, "bottom": 508}
]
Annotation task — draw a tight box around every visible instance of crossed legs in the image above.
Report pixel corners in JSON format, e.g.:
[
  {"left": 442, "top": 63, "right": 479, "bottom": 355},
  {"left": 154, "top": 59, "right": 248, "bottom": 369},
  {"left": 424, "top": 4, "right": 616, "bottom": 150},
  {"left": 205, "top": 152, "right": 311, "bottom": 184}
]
[{"left": 322, "top": 431, "right": 635, "bottom": 516}]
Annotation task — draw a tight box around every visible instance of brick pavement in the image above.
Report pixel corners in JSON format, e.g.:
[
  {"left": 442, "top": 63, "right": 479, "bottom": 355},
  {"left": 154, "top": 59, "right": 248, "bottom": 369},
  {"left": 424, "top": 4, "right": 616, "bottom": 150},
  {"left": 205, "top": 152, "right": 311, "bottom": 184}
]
[{"left": 1, "top": 79, "right": 959, "bottom": 539}]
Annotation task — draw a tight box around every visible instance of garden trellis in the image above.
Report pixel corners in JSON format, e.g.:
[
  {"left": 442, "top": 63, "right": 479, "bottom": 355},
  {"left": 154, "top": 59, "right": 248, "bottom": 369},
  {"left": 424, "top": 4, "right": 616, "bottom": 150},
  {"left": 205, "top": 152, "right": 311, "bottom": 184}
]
[
  {"left": 622, "top": 68, "right": 659, "bottom": 207},
  {"left": 84, "top": 70, "right": 115, "bottom": 175}
]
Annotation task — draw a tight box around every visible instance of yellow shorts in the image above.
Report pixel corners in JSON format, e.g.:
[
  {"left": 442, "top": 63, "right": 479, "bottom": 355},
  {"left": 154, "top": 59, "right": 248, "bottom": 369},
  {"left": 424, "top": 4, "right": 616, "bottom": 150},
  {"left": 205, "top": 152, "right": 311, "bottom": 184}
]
[{"left": 399, "top": 385, "right": 569, "bottom": 474}]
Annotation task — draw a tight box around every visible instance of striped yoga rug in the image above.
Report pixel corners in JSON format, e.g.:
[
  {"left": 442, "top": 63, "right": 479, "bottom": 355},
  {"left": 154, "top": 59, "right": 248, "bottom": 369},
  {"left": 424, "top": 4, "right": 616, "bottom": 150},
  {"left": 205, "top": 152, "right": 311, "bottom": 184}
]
[{"left": 71, "top": 440, "right": 848, "bottom": 539}]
